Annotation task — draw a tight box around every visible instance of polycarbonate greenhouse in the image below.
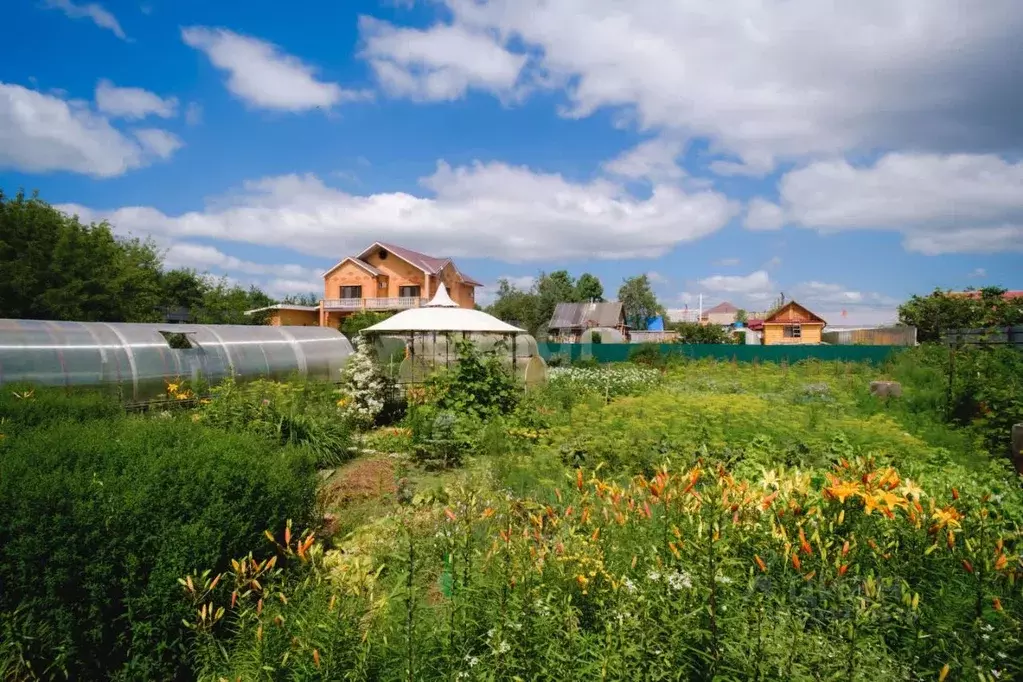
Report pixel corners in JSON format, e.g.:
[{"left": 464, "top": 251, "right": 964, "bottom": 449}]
[{"left": 0, "top": 319, "right": 354, "bottom": 403}]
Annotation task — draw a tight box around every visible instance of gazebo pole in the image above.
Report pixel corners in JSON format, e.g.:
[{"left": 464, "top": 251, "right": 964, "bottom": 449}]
[{"left": 512, "top": 333, "right": 518, "bottom": 375}]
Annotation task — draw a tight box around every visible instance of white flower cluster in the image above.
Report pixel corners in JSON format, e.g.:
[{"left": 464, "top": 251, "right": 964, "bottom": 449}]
[
  {"left": 337, "top": 337, "right": 389, "bottom": 427},
  {"left": 548, "top": 365, "right": 660, "bottom": 397},
  {"left": 647, "top": 568, "right": 693, "bottom": 590}
]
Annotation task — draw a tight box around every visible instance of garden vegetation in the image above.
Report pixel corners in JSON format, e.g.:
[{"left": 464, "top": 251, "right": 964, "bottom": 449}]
[{"left": 0, "top": 341, "right": 1020, "bottom": 680}]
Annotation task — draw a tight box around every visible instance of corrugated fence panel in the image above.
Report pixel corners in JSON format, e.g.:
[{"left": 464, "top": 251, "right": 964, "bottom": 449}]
[
  {"left": 941, "top": 326, "right": 1023, "bottom": 347},
  {"left": 539, "top": 343, "right": 902, "bottom": 364}
]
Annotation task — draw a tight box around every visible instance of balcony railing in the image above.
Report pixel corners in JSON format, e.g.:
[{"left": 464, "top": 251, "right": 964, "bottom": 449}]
[{"left": 322, "top": 296, "right": 428, "bottom": 311}]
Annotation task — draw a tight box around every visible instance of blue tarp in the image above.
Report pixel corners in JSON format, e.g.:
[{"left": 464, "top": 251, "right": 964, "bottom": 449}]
[{"left": 646, "top": 316, "right": 665, "bottom": 331}]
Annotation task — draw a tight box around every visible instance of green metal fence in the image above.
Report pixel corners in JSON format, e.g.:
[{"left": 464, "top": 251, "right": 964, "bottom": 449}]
[{"left": 539, "top": 343, "right": 903, "bottom": 365}]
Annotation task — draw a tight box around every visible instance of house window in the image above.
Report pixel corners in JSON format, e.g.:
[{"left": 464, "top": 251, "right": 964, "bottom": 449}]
[
  {"left": 783, "top": 324, "right": 802, "bottom": 338},
  {"left": 340, "top": 285, "right": 362, "bottom": 299},
  {"left": 399, "top": 285, "right": 421, "bottom": 298}
]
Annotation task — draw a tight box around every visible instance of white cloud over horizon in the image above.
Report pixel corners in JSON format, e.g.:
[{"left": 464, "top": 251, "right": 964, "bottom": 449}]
[
  {"left": 746, "top": 153, "right": 1023, "bottom": 254},
  {"left": 58, "top": 159, "right": 738, "bottom": 263}
]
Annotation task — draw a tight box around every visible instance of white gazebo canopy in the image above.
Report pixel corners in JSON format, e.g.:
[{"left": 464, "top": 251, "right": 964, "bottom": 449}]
[{"left": 361, "top": 285, "right": 525, "bottom": 334}]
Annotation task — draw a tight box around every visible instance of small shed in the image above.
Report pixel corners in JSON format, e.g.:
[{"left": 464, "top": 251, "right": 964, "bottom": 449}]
[
  {"left": 547, "top": 302, "right": 628, "bottom": 342},
  {"left": 762, "top": 301, "right": 827, "bottom": 345}
]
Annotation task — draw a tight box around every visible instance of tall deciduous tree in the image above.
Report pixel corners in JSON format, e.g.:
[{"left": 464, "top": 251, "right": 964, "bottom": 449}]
[
  {"left": 575, "top": 273, "right": 604, "bottom": 302},
  {"left": 1, "top": 190, "right": 165, "bottom": 322},
  {"left": 1, "top": 189, "right": 279, "bottom": 324},
  {"left": 618, "top": 275, "right": 664, "bottom": 330}
]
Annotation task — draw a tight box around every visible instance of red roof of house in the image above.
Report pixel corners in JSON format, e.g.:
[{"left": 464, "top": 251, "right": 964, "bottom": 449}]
[
  {"left": 376, "top": 243, "right": 482, "bottom": 286},
  {"left": 703, "top": 301, "right": 739, "bottom": 315}
]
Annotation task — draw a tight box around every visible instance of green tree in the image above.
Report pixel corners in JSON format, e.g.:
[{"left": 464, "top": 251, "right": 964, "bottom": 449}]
[
  {"left": 160, "top": 268, "right": 206, "bottom": 317},
  {"left": 281, "top": 292, "right": 320, "bottom": 306},
  {"left": 575, "top": 273, "right": 604, "bottom": 302},
  {"left": 735, "top": 308, "right": 748, "bottom": 324},
  {"left": 895, "top": 287, "right": 1023, "bottom": 343},
  {"left": 0, "top": 189, "right": 166, "bottom": 322},
  {"left": 1, "top": 189, "right": 283, "bottom": 325},
  {"left": 487, "top": 278, "right": 543, "bottom": 336},
  {"left": 193, "top": 276, "right": 275, "bottom": 325},
  {"left": 340, "top": 310, "right": 395, "bottom": 339},
  {"left": 670, "top": 321, "right": 734, "bottom": 344},
  {"left": 618, "top": 275, "right": 664, "bottom": 330}
]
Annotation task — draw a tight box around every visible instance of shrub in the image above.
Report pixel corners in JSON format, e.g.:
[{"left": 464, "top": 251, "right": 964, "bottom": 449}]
[
  {"left": 545, "top": 352, "right": 568, "bottom": 368},
  {"left": 0, "top": 384, "right": 122, "bottom": 433},
  {"left": 426, "top": 339, "right": 520, "bottom": 420},
  {"left": 570, "top": 354, "right": 601, "bottom": 369},
  {"left": 200, "top": 377, "right": 354, "bottom": 467},
  {"left": 337, "top": 336, "right": 392, "bottom": 428},
  {"left": 671, "top": 321, "right": 734, "bottom": 344},
  {"left": 0, "top": 417, "right": 318, "bottom": 680}
]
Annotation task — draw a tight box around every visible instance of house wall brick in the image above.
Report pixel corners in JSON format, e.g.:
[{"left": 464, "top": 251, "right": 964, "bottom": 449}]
[
  {"left": 324, "top": 261, "right": 382, "bottom": 301},
  {"left": 268, "top": 309, "right": 319, "bottom": 326}
]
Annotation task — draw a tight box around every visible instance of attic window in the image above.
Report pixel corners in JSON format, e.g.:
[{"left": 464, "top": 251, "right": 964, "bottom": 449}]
[
  {"left": 378, "top": 249, "right": 388, "bottom": 260},
  {"left": 160, "top": 331, "right": 195, "bottom": 349}
]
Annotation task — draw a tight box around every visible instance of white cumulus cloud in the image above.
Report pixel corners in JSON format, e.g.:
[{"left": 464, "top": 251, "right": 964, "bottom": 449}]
[
  {"left": 95, "top": 80, "right": 178, "bottom": 119},
  {"left": 360, "top": 16, "right": 529, "bottom": 102},
  {"left": 56, "top": 159, "right": 738, "bottom": 263},
  {"left": 0, "top": 82, "right": 180, "bottom": 177},
  {"left": 182, "top": 27, "right": 370, "bottom": 111},
  {"left": 367, "top": 0, "right": 1023, "bottom": 172},
  {"left": 764, "top": 153, "right": 1023, "bottom": 254}
]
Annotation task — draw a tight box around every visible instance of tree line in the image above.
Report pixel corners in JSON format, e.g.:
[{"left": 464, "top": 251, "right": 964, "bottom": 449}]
[
  {"left": 484, "top": 271, "right": 744, "bottom": 342},
  {"left": 1, "top": 190, "right": 281, "bottom": 324}
]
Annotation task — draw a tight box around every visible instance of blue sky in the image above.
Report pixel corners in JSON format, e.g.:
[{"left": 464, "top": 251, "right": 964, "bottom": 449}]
[{"left": 2, "top": 0, "right": 1021, "bottom": 324}]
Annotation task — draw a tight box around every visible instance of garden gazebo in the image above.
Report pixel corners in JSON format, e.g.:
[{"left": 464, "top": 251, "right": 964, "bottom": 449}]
[{"left": 360, "top": 285, "right": 545, "bottom": 384}]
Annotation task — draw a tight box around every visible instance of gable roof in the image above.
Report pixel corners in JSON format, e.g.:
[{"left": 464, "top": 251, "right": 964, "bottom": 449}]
[
  {"left": 763, "top": 300, "right": 826, "bottom": 325},
  {"left": 335, "top": 242, "right": 482, "bottom": 286},
  {"left": 548, "top": 302, "right": 625, "bottom": 330},
  {"left": 322, "top": 255, "right": 385, "bottom": 278},
  {"left": 704, "top": 301, "right": 739, "bottom": 315},
  {"left": 372, "top": 242, "right": 450, "bottom": 274}
]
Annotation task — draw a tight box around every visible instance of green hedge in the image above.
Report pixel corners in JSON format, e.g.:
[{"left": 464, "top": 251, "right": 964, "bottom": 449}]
[
  {"left": 0, "top": 416, "right": 318, "bottom": 680},
  {"left": 0, "top": 383, "right": 123, "bottom": 432}
]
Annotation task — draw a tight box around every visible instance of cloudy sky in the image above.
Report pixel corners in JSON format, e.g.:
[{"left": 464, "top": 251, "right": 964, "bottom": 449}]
[{"left": 2, "top": 0, "right": 1021, "bottom": 324}]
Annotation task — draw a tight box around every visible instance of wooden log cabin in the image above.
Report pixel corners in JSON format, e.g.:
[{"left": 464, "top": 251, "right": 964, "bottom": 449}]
[{"left": 761, "top": 301, "right": 826, "bottom": 345}]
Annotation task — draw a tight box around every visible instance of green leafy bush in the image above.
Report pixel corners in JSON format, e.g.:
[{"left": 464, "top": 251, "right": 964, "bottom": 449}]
[
  {"left": 0, "top": 384, "right": 122, "bottom": 433},
  {"left": 0, "top": 416, "right": 317, "bottom": 680},
  {"left": 426, "top": 339, "right": 520, "bottom": 420},
  {"left": 200, "top": 377, "right": 354, "bottom": 467}
]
